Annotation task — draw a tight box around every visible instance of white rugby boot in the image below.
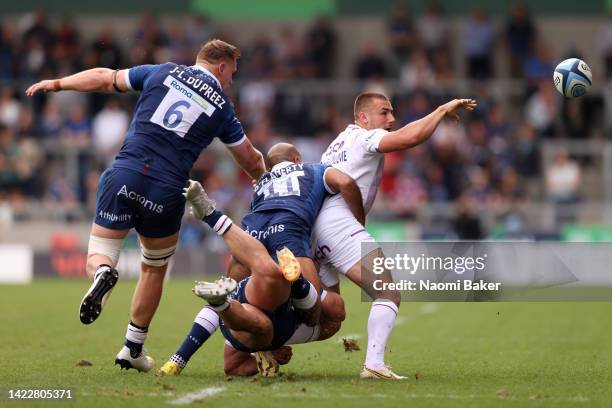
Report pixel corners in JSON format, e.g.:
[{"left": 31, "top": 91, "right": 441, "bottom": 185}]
[
  {"left": 114, "top": 346, "right": 155, "bottom": 372},
  {"left": 192, "top": 277, "right": 237, "bottom": 309},
  {"left": 183, "top": 179, "right": 216, "bottom": 219},
  {"left": 360, "top": 365, "right": 407, "bottom": 380},
  {"left": 79, "top": 265, "right": 119, "bottom": 324}
]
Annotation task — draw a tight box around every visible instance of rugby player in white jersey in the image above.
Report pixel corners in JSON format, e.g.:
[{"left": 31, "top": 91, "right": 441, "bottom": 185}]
[{"left": 312, "top": 93, "right": 476, "bottom": 379}]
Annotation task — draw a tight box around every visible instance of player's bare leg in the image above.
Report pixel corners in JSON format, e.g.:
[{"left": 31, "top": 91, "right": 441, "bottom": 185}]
[
  {"left": 227, "top": 257, "right": 251, "bottom": 281},
  {"left": 115, "top": 232, "right": 178, "bottom": 372},
  {"left": 193, "top": 278, "right": 274, "bottom": 350},
  {"left": 184, "top": 179, "right": 290, "bottom": 312},
  {"left": 130, "top": 232, "right": 178, "bottom": 326},
  {"left": 79, "top": 223, "right": 128, "bottom": 325},
  {"left": 344, "top": 248, "right": 405, "bottom": 380}
]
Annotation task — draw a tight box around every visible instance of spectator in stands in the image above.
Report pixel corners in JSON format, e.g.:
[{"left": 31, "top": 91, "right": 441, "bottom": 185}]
[
  {"left": 61, "top": 104, "right": 91, "bottom": 149},
  {"left": 599, "top": 14, "right": 612, "bottom": 78},
  {"left": 0, "top": 124, "right": 19, "bottom": 194},
  {"left": 513, "top": 122, "right": 540, "bottom": 178},
  {"left": 463, "top": 6, "right": 495, "bottom": 80},
  {"left": 546, "top": 149, "right": 581, "bottom": 223},
  {"left": 505, "top": 2, "right": 536, "bottom": 78},
  {"left": 416, "top": 2, "right": 449, "bottom": 58},
  {"left": 524, "top": 80, "right": 559, "bottom": 137},
  {"left": 22, "top": 9, "right": 54, "bottom": 48},
  {"left": 388, "top": 4, "right": 417, "bottom": 63},
  {"left": 355, "top": 43, "right": 388, "bottom": 80},
  {"left": 453, "top": 193, "right": 484, "bottom": 239},
  {"left": 399, "top": 49, "right": 436, "bottom": 92},
  {"left": 90, "top": 26, "right": 124, "bottom": 69},
  {"left": 0, "top": 87, "right": 20, "bottom": 129},
  {"left": 55, "top": 17, "right": 80, "bottom": 65},
  {"left": 274, "top": 27, "right": 309, "bottom": 79},
  {"left": 92, "top": 97, "right": 129, "bottom": 165},
  {"left": 0, "top": 23, "right": 16, "bottom": 79},
  {"left": 305, "top": 17, "right": 337, "bottom": 78},
  {"left": 185, "top": 15, "right": 215, "bottom": 52}
]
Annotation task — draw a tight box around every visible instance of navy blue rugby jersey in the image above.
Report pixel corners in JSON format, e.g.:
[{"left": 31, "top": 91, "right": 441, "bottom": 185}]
[
  {"left": 113, "top": 63, "right": 245, "bottom": 187},
  {"left": 251, "top": 162, "right": 335, "bottom": 226}
]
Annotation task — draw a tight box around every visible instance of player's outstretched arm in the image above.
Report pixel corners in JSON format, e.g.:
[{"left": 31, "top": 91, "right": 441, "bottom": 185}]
[
  {"left": 377, "top": 98, "right": 477, "bottom": 153},
  {"left": 25, "top": 68, "right": 129, "bottom": 96},
  {"left": 227, "top": 138, "right": 266, "bottom": 180},
  {"left": 324, "top": 168, "right": 366, "bottom": 225}
]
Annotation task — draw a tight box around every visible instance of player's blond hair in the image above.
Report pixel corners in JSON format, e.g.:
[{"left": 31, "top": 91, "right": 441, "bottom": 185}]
[
  {"left": 197, "top": 39, "right": 241, "bottom": 64},
  {"left": 353, "top": 92, "right": 390, "bottom": 120}
]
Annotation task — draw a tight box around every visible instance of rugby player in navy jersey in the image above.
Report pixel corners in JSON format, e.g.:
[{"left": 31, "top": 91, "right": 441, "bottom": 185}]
[
  {"left": 158, "top": 143, "right": 360, "bottom": 376},
  {"left": 25, "top": 40, "right": 267, "bottom": 372}
]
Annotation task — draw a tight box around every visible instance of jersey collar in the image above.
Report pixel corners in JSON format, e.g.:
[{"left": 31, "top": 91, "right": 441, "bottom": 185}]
[
  {"left": 191, "top": 64, "right": 222, "bottom": 89},
  {"left": 270, "top": 161, "right": 294, "bottom": 172}
]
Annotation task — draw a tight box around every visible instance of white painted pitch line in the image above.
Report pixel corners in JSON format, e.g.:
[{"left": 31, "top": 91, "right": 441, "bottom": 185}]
[
  {"left": 420, "top": 303, "right": 439, "bottom": 315},
  {"left": 168, "top": 387, "right": 226, "bottom": 405}
]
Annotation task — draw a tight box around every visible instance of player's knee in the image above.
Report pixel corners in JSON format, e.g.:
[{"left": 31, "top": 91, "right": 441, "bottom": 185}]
[
  {"left": 318, "top": 319, "right": 342, "bottom": 341},
  {"left": 141, "top": 244, "right": 176, "bottom": 268},
  {"left": 322, "top": 291, "right": 346, "bottom": 323}
]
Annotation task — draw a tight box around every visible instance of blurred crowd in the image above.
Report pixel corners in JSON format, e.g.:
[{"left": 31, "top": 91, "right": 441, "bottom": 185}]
[{"left": 0, "top": 3, "right": 609, "bottom": 235}]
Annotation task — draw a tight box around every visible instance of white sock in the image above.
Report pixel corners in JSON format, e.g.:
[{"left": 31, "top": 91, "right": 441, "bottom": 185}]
[
  {"left": 365, "top": 299, "right": 398, "bottom": 369},
  {"left": 194, "top": 306, "right": 220, "bottom": 333},
  {"left": 284, "top": 323, "right": 320, "bottom": 345},
  {"left": 125, "top": 323, "right": 148, "bottom": 345}
]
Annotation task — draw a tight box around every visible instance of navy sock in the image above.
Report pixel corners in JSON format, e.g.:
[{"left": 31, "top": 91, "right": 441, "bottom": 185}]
[
  {"left": 172, "top": 323, "right": 213, "bottom": 368},
  {"left": 291, "top": 275, "right": 311, "bottom": 299},
  {"left": 203, "top": 209, "right": 233, "bottom": 235},
  {"left": 203, "top": 209, "right": 224, "bottom": 227},
  {"left": 125, "top": 321, "right": 148, "bottom": 358},
  {"left": 125, "top": 339, "right": 143, "bottom": 358}
]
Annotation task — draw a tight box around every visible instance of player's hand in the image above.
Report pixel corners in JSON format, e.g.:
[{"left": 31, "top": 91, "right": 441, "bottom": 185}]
[
  {"left": 270, "top": 346, "right": 292, "bottom": 365},
  {"left": 440, "top": 99, "right": 477, "bottom": 122},
  {"left": 25, "top": 80, "right": 59, "bottom": 96}
]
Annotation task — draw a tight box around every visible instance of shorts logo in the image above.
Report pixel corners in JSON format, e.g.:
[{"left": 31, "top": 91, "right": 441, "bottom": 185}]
[
  {"left": 117, "top": 185, "right": 164, "bottom": 213},
  {"left": 245, "top": 223, "right": 285, "bottom": 240},
  {"left": 98, "top": 211, "right": 131, "bottom": 223}
]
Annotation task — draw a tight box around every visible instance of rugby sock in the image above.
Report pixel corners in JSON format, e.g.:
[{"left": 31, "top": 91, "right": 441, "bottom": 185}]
[
  {"left": 285, "top": 323, "right": 321, "bottom": 345},
  {"left": 173, "top": 307, "right": 219, "bottom": 368},
  {"left": 290, "top": 276, "right": 317, "bottom": 310},
  {"left": 125, "top": 321, "right": 148, "bottom": 358},
  {"left": 365, "top": 300, "right": 398, "bottom": 369},
  {"left": 203, "top": 209, "right": 233, "bottom": 235}
]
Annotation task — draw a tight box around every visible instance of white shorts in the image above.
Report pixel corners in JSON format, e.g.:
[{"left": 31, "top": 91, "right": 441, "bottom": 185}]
[{"left": 311, "top": 203, "right": 378, "bottom": 288}]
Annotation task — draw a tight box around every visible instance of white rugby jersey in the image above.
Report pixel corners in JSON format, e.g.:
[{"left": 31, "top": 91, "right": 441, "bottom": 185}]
[{"left": 320, "top": 124, "right": 387, "bottom": 214}]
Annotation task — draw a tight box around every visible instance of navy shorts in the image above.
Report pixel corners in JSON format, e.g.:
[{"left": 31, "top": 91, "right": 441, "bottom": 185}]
[
  {"left": 219, "top": 277, "right": 299, "bottom": 353},
  {"left": 241, "top": 210, "right": 311, "bottom": 261},
  {"left": 94, "top": 166, "right": 186, "bottom": 238}
]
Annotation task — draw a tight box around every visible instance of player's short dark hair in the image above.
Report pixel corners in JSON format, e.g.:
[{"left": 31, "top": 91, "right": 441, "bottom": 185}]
[
  {"left": 197, "top": 39, "right": 241, "bottom": 64},
  {"left": 353, "top": 92, "right": 389, "bottom": 120}
]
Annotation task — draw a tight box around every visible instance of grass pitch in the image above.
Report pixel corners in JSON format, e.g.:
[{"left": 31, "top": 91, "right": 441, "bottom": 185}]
[{"left": 1, "top": 279, "right": 612, "bottom": 407}]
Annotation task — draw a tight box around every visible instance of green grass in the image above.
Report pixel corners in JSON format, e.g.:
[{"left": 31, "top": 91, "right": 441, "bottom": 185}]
[{"left": 1, "top": 279, "right": 612, "bottom": 407}]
